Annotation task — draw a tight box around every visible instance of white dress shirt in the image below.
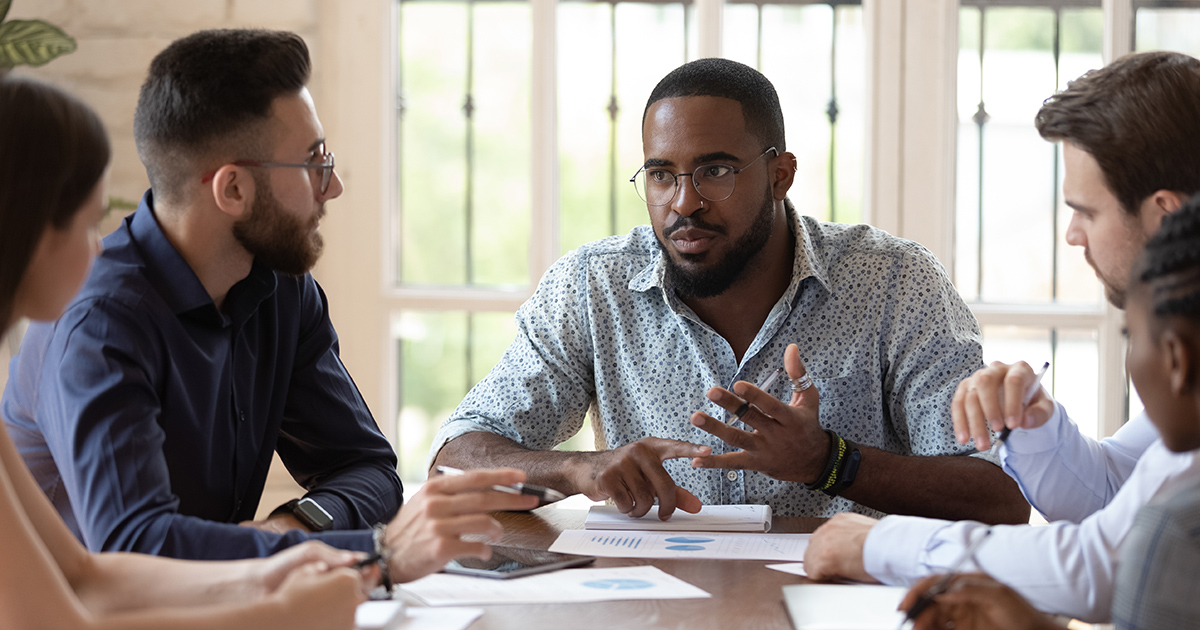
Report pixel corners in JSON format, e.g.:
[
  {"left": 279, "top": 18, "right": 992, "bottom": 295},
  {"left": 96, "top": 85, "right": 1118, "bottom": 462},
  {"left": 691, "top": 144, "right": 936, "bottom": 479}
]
[{"left": 862, "top": 404, "right": 1200, "bottom": 622}]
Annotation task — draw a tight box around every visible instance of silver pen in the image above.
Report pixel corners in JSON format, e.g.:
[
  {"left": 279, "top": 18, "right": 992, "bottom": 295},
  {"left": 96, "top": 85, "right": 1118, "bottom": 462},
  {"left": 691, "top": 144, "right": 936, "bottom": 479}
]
[
  {"left": 727, "top": 367, "right": 785, "bottom": 424},
  {"left": 435, "top": 465, "right": 566, "bottom": 503}
]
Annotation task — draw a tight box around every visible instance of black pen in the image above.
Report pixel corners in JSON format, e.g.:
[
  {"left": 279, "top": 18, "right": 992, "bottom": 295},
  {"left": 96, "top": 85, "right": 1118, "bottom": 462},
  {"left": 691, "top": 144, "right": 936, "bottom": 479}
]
[
  {"left": 435, "top": 465, "right": 567, "bottom": 503},
  {"left": 897, "top": 529, "right": 993, "bottom": 629},
  {"left": 352, "top": 551, "right": 384, "bottom": 569}
]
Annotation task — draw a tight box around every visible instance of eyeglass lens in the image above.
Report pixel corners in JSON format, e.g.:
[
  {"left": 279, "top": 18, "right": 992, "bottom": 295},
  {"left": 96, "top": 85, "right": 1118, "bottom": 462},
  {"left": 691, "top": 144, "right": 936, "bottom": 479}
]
[{"left": 631, "top": 148, "right": 773, "bottom": 206}]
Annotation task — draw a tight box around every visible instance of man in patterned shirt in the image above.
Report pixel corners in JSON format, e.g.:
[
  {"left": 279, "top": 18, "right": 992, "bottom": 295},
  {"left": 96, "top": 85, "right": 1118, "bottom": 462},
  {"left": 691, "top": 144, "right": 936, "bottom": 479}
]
[{"left": 430, "top": 58, "right": 1029, "bottom": 524}]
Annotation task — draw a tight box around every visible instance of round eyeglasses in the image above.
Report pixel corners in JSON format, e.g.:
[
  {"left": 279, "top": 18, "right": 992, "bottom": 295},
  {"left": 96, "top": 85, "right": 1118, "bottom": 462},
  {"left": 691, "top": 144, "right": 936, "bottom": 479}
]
[
  {"left": 200, "top": 147, "right": 336, "bottom": 195},
  {"left": 630, "top": 147, "right": 777, "bottom": 207}
]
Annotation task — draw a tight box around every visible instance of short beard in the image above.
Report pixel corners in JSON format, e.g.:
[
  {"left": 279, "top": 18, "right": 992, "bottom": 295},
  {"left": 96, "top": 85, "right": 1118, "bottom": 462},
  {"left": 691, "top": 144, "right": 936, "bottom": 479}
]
[
  {"left": 658, "top": 187, "right": 776, "bottom": 300},
  {"left": 1086, "top": 248, "right": 1127, "bottom": 309},
  {"left": 232, "top": 173, "right": 323, "bottom": 276}
]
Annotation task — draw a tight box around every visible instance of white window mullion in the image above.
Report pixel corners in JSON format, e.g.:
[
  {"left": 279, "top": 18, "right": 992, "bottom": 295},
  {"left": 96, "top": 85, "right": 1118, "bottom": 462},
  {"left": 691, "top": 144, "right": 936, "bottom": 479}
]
[
  {"left": 531, "top": 0, "right": 560, "bottom": 282},
  {"left": 695, "top": 0, "right": 724, "bottom": 58},
  {"left": 1100, "top": 0, "right": 1133, "bottom": 436}
]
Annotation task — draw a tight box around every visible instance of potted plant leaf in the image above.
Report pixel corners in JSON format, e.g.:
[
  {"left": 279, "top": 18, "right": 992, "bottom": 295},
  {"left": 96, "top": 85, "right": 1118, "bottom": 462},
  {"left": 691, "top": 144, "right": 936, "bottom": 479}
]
[{"left": 0, "top": 0, "right": 76, "bottom": 70}]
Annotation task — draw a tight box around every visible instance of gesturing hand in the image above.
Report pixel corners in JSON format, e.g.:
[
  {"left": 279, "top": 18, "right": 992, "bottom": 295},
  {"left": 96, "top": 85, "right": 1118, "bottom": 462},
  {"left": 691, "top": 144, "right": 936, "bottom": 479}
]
[
  {"left": 383, "top": 468, "right": 539, "bottom": 583},
  {"left": 571, "top": 437, "right": 711, "bottom": 520},
  {"left": 688, "top": 344, "right": 828, "bottom": 483}
]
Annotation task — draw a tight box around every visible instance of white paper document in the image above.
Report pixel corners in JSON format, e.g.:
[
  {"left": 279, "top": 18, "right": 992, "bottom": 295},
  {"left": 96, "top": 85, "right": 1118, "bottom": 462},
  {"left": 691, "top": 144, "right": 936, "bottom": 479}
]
[
  {"left": 355, "top": 602, "right": 482, "bottom": 630},
  {"left": 549, "top": 529, "right": 811, "bottom": 561},
  {"left": 399, "top": 565, "right": 710, "bottom": 606},
  {"left": 585, "top": 504, "right": 772, "bottom": 532},
  {"left": 782, "top": 584, "right": 907, "bottom": 630},
  {"left": 767, "top": 562, "right": 808, "bottom": 577}
]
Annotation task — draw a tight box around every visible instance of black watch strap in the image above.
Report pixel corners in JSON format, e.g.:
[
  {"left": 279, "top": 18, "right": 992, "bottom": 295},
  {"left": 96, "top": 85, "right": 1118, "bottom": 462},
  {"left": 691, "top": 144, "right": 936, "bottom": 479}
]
[{"left": 270, "top": 497, "right": 333, "bottom": 532}]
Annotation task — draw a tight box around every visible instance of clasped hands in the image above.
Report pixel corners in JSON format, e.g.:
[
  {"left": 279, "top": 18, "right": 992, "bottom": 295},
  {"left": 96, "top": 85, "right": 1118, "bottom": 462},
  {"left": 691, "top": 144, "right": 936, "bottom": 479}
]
[{"left": 565, "top": 343, "right": 830, "bottom": 521}]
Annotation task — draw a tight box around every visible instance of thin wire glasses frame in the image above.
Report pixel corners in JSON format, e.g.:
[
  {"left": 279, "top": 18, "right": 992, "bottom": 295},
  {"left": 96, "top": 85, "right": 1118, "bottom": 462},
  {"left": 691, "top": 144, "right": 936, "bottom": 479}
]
[
  {"left": 630, "top": 147, "right": 778, "bottom": 207},
  {"left": 200, "top": 148, "right": 337, "bottom": 195}
]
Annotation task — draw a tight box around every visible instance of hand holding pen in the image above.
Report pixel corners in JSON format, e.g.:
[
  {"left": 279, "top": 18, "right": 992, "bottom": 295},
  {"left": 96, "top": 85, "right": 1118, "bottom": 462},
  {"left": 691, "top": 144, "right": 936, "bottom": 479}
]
[
  {"left": 436, "top": 465, "right": 567, "bottom": 504},
  {"left": 896, "top": 529, "right": 993, "bottom": 629},
  {"left": 952, "top": 361, "right": 1054, "bottom": 451}
]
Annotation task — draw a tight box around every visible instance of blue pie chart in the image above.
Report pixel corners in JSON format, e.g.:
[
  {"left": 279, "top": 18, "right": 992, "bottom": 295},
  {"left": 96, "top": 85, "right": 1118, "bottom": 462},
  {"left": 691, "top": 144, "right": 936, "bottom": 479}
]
[
  {"left": 664, "top": 536, "right": 714, "bottom": 544},
  {"left": 582, "top": 579, "right": 655, "bottom": 590}
]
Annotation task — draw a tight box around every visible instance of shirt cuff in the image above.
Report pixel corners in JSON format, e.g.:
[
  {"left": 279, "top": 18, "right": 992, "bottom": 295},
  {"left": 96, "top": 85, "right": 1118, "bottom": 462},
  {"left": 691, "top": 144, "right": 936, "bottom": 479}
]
[
  {"left": 1000, "top": 400, "right": 1067, "bottom": 458},
  {"left": 863, "top": 515, "right": 947, "bottom": 586}
]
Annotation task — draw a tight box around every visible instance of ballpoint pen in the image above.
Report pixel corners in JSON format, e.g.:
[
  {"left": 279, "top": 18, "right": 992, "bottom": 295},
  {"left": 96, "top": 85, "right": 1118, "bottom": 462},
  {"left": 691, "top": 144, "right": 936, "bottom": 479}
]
[
  {"left": 897, "top": 529, "right": 993, "bottom": 629},
  {"left": 435, "top": 465, "right": 567, "bottom": 503},
  {"left": 990, "top": 361, "right": 1050, "bottom": 453},
  {"left": 727, "top": 367, "right": 786, "bottom": 424}
]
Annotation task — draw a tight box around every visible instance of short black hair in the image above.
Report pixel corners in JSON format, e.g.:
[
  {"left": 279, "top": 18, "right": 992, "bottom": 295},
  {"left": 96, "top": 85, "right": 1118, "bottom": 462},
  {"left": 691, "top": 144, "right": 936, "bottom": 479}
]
[
  {"left": 1036, "top": 51, "right": 1200, "bottom": 215},
  {"left": 1135, "top": 194, "right": 1200, "bottom": 320},
  {"left": 643, "top": 57, "right": 785, "bottom": 153},
  {"left": 133, "top": 29, "right": 311, "bottom": 204}
]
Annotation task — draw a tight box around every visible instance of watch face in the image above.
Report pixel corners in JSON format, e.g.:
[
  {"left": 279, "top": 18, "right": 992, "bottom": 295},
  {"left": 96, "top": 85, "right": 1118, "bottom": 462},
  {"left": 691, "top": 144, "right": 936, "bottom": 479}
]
[{"left": 296, "top": 498, "right": 333, "bottom": 531}]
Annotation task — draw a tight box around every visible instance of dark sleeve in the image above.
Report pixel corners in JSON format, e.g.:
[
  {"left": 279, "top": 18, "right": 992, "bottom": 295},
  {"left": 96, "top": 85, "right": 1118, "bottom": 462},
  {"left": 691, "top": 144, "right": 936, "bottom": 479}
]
[
  {"left": 36, "top": 301, "right": 375, "bottom": 558},
  {"left": 275, "top": 276, "right": 404, "bottom": 529}
]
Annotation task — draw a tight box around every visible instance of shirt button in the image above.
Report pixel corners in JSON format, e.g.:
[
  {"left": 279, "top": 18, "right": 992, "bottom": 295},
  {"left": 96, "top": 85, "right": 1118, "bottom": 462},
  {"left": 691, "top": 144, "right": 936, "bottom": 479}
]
[{"left": 727, "top": 471, "right": 738, "bottom": 482}]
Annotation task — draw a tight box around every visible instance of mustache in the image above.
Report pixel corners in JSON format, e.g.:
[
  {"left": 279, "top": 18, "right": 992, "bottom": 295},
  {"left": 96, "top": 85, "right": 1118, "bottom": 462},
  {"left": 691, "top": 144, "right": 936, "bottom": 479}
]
[{"left": 663, "top": 216, "right": 727, "bottom": 239}]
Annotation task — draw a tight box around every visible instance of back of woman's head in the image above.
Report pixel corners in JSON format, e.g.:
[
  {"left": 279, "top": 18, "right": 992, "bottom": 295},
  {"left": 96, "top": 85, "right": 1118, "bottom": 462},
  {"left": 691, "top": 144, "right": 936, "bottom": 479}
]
[
  {"left": 0, "top": 75, "right": 110, "bottom": 329},
  {"left": 1135, "top": 194, "right": 1200, "bottom": 321}
]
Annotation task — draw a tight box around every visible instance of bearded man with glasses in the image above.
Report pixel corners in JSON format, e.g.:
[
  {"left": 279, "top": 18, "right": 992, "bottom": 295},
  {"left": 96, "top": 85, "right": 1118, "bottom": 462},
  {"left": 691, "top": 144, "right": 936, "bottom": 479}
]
[
  {"left": 432, "top": 58, "right": 1030, "bottom": 526},
  {"left": 3, "top": 29, "right": 538, "bottom": 581}
]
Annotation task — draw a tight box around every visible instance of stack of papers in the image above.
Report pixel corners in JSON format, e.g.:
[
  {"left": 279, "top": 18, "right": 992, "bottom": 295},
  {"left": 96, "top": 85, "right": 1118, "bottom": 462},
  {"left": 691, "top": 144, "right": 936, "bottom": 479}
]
[{"left": 585, "top": 504, "right": 772, "bottom": 532}]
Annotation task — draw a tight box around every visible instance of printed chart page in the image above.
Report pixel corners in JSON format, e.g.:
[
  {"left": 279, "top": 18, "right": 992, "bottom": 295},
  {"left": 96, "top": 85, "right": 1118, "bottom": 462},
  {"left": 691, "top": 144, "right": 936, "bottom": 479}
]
[
  {"left": 585, "top": 504, "right": 772, "bottom": 532},
  {"left": 399, "top": 565, "right": 709, "bottom": 606},
  {"left": 550, "top": 529, "right": 810, "bottom": 561}
]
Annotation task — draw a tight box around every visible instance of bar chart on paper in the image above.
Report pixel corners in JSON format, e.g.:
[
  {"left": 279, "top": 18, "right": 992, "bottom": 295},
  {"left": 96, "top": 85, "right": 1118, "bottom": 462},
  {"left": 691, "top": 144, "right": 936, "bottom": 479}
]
[{"left": 549, "top": 529, "right": 810, "bottom": 561}]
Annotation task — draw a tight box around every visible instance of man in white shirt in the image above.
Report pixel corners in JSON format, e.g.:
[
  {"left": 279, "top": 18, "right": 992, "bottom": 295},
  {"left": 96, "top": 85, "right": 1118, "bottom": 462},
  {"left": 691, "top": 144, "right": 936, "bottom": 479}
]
[{"left": 802, "top": 50, "right": 1200, "bottom": 623}]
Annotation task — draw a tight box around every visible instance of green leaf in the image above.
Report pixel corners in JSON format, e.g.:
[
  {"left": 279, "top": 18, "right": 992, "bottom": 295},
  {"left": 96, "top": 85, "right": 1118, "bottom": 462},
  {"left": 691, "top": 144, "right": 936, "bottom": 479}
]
[
  {"left": 0, "top": 20, "right": 77, "bottom": 68},
  {"left": 0, "top": 0, "right": 11, "bottom": 25}
]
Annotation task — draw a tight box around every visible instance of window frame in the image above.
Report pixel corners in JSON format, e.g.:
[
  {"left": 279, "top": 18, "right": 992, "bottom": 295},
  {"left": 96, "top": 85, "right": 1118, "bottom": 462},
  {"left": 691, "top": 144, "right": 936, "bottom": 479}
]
[{"left": 359, "top": 0, "right": 1140, "bottom": 448}]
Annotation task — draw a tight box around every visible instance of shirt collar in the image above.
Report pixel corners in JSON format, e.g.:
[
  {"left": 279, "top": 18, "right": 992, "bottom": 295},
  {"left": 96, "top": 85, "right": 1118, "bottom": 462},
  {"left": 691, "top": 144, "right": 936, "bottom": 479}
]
[
  {"left": 129, "top": 190, "right": 277, "bottom": 326},
  {"left": 629, "top": 201, "right": 833, "bottom": 299},
  {"left": 129, "top": 190, "right": 213, "bottom": 316}
]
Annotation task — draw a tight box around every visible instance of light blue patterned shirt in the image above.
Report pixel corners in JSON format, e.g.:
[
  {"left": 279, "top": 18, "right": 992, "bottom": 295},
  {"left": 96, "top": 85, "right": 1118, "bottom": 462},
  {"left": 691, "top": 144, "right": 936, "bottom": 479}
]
[{"left": 431, "top": 210, "right": 984, "bottom": 517}]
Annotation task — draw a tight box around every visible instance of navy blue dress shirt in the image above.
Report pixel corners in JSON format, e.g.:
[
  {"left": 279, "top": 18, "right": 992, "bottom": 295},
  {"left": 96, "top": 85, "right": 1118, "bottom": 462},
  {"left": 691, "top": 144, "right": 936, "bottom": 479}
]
[{"left": 2, "top": 191, "right": 402, "bottom": 559}]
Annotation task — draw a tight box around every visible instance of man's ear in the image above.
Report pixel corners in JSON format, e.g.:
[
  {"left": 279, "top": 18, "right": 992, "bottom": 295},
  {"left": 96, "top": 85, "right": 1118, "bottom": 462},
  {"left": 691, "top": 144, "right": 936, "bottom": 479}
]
[
  {"left": 1139, "top": 190, "right": 1188, "bottom": 236},
  {"left": 1163, "top": 327, "right": 1196, "bottom": 396},
  {"left": 771, "top": 151, "right": 798, "bottom": 201},
  {"left": 210, "top": 165, "right": 255, "bottom": 220}
]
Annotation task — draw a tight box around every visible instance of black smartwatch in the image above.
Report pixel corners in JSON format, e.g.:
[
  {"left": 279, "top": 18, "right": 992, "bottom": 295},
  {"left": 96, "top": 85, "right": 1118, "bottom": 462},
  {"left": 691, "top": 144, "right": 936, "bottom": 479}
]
[{"left": 272, "top": 497, "right": 333, "bottom": 532}]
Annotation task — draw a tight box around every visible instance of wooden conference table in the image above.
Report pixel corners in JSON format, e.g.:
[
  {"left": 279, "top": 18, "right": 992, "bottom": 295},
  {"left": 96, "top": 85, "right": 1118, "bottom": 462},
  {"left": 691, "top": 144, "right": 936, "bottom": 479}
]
[{"left": 396, "top": 504, "right": 826, "bottom": 630}]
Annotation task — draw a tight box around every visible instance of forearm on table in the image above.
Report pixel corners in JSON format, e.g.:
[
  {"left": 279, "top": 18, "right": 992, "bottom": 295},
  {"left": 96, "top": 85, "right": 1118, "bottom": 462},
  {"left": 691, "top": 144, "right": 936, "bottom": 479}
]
[
  {"left": 72, "top": 553, "right": 262, "bottom": 613},
  {"left": 842, "top": 448, "right": 1030, "bottom": 525},
  {"left": 432, "top": 431, "right": 588, "bottom": 495}
]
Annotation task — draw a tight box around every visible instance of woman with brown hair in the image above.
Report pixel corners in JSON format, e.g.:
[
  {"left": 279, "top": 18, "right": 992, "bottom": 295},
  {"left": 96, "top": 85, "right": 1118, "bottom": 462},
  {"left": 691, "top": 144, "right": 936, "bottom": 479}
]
[{"left": 0, "top": 74, "right": 366, "bottom": 629}]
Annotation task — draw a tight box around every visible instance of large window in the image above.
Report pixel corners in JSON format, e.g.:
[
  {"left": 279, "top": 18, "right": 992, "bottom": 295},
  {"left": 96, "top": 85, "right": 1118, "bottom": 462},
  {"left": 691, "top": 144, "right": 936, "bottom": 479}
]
[
  {"left": 383, "top": 0, "right": 1200, "bottom": 483},
  {"left": 956, "top": 0, "right": 1200, "bottom": 442}
]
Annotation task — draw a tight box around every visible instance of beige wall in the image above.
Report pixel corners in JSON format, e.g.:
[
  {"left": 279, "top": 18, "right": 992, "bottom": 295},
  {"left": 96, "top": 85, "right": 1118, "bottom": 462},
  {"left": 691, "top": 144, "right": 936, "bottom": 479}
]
[{"left": 0, "top": 0, "right": 394, "bottom": 507}]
